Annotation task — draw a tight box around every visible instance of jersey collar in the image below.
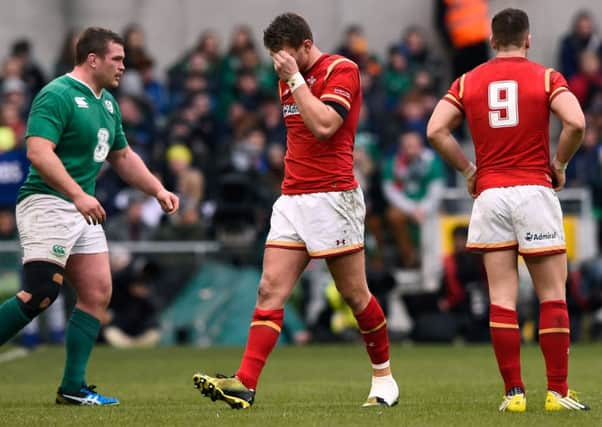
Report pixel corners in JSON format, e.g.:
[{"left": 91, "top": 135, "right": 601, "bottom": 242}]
[{"left": 66, "top": 73, "right": 104, "bottom": 99}]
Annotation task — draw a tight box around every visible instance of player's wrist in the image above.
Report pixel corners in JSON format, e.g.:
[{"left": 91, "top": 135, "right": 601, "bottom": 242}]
[
  {"left": 286, "top": 72, "right": 306, "bottom": 93},
  {"left": 552, "top": 156, "right": 568, "bottom": 172},
  {"left": 461, "top": 162, "right": 477, "bottom": 179}
]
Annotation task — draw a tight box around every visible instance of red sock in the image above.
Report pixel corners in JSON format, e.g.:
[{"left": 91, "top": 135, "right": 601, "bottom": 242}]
[
  {"left": 354, "top": 295, "right": 389, "bottom": 366},
  {"left": 236, "top": 307, "right": 283, "bottom": 390},
  {"left": 539, "top": 300, "right": 570, "bottom": 396},
  {"left": 489, "top": 304, "right": 524, "bottom": 394}
]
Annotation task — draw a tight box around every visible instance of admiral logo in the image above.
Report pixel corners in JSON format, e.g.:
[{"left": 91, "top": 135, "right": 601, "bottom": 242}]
[
  {"left": 333, "top": 88, "right": 351, "bottom": 99},
  {"left": 282, "top": 104, "right": 300, "bottom": 117},
  {"left": 74, "top": 97, "right": 88, "bottom": 108},
  {"left": 525, "top": 231, "right": 557, "bottom": 242}
]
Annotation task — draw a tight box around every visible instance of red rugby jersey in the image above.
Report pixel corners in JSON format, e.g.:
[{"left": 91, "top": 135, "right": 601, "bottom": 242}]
[
  {"left": 443, "top": 57, "right": 569, "bottom": 195},
  {"left": 279, "top": 54, "right": 360, "bottom": 194}
]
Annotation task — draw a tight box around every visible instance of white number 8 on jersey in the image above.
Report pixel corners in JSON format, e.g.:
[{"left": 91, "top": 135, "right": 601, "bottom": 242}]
[{"left": 488, "top": 80, "right": 519, "bottom": 128}]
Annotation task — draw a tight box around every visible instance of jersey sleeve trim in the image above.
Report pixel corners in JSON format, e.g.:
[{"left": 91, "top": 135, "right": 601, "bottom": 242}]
[
  {"left": 549, "top": 86, "right": 568, "bottom": 103},
  {"left": 325, "top": 58, "right": 357, "bottom": 80},
  {"left": 443, "top": 93, "right": 464, "bottom": 112},
  {"left": 545, "top": 68, "right": 553, "bottom": 93},
  {"left": 459, "top": 73, "right": 466, "bottom": 99},
  {"left": 320, "top": 93, "right": 351, "bottom": 110}
]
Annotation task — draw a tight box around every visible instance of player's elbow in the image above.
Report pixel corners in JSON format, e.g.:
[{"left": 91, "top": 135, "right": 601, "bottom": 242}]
[
  {"left": 313, "top": 125, "right": 336, "bottom": 141},
  {"left": 564, "top": 113, "right": 586, "bottom": 136},
  {"left": 426, "top": 119, "right": 447, "bottom": 145}
]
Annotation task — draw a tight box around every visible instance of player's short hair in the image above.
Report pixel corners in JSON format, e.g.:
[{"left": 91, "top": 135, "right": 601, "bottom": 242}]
[
  {"left": 263, "top": 13, "right": 313, "bottom": 51},
  {"left": 491, "top": 8, "right": 530, "bottom": 48},
  {"left": 75, "top": 27, "right": 124, "bottom": 65}
]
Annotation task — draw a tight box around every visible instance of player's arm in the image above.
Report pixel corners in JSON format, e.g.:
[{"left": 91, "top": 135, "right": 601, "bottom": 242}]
[
  {"left": 107, "top": 146, "right": 179, "bottom": 214},
  {"left": 550, "top": 91, "right": 586, "bottom": 191},
  {"left": 426, "top": 100, "right": 476, "bottom": 197},
  {"left": 271, "top": 51, "right": 343, "bottom": 140},
  {"left": 26, "top": 136, "right": 106, "bottom": 224}
]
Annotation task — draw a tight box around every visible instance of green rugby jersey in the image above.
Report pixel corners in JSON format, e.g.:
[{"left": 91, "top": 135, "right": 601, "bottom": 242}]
[{"left": 18, "top": 74, "right": 128, "bottom": 202}]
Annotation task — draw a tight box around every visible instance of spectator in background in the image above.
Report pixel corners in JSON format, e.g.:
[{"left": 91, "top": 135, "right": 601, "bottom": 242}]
[
  {"left": 0, "top": 126, "right": 28, "bottom": 207},
  {"left": 382, "top": 47, "right": 412, "bottom": 111},
  {"left": 559, "top": 10, "right": 602, "bottom": 80},
  {"left": 1, "top": 102, "right": 26, "bottom": 145},
  {"left": 103, "top": 257, "right": 161, "bottom": 348},
  {"left": 162, "top": 143, "right": 194, "bottom": 192},
  {"left": 569, "top": 50, "right": 602, "bottom": 110},
  {"left": 259, "top": 96, "right": 286, "bottom": 146},
  {"left": 438, "top": 225, "right": 489, "bottom": 341},
  {"left": 54, "top": 29, "right": 80, "bottom": 77},
  {"left": 435, "top": 0, "right": 490, "bottom": 79},
  {"left": 336, "top": 25, "right": 370, "bottom": 70},
  {"left": 396, "top": 26, "right": 443, "bottom": 93},
  {"left": 566, "top": 125, "right": 602, "bottom": 250},
  {"left": 122, "top": 23, "right": 151, "bottom": 72},
  {"left": 2, "top": 76, "right": 28, "bottom": 118},
  {"left": 105, "top": 190, "right": 156, "bottom": 242},
  {"left": 137, "top": 54, "right": 169, "bottom": 116},
  {"left": 118, "top": 93, "right": 156, "bottom": 163},
  {"left": 382, "top": 131, "right": 444, "bottom": 268},
  {"left": 9, "top": 38, "right": 46, "bottom": 97}
]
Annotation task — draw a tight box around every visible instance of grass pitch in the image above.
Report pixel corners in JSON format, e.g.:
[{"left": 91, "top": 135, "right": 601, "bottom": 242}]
[{"left": 0, "top": 343, "right": 601, "bottom": 426}]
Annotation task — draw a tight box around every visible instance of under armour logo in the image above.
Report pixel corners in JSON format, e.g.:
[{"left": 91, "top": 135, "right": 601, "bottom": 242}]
[{"left": 336, "top": 239, "right": 346, "bottom": 246}]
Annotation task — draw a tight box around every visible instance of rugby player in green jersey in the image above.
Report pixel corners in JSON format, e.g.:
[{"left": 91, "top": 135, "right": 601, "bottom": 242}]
[{"left": 0, "top": 27, "right": 179, "bottom": 405}]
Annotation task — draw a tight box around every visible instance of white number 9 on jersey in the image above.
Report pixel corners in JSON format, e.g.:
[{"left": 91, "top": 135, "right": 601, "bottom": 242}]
[{"left": 488, "top": 80, "right": 518, "bottom": 128}]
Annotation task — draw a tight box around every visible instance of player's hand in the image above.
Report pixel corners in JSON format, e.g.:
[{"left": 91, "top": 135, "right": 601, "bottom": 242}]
[
  {"left": 156, "top": 188, "right": 179, "bottom": 215},
  {"left": 271, "top": 50, "right": 299, "bottom": 81},
  {"left": 550, "top": 162, "right": 566, "bottom": 192},
  {"left": 73, "top": 193, "right": 106, "bottom": 225}
]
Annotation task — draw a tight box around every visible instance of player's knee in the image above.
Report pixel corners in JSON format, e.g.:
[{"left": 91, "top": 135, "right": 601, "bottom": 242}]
[
  {"left": 18, "top": 261, "right": 64, "bottom": 319},
  {"left": 257, "top": 274, "right": 282, "bottom": 305},
  {"left": 340, "top": 286, "right": 370, "bottom": 313}
]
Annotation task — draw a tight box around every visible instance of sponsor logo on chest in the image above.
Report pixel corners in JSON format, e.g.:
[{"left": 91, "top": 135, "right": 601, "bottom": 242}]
[
  {"left": 283, "top": 103, "right": 300, "bottom": 118},
  {"left": 74, "top": 97, "right": 88, "bottom": 108}
]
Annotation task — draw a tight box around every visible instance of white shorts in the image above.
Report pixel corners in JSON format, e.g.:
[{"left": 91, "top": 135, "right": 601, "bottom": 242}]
[
  {"left": 467, "top": 185, "right": 565, "bottom": 256},
  {"left": 16, "top": 194, "right": 108, "bottom": 266},
  {"left": 266, "top": 187, "right": 365, "bottom": 258}
]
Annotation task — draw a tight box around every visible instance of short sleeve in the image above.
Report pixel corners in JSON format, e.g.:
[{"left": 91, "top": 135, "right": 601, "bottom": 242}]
[
  {"left": 320, "top": 59, "right": 359, "bottom": 112},
  {"left": 442, "top": 74, "right": 465, "bottom": 112},
  {"left": 25, "top": 90, "right": 71, "bottom": 144},
  {"left": 111, "top": 101, "right": 128, "bottom": 151},
  {"left": 546, "top": 68, "right": 569, "bottom": 103}
]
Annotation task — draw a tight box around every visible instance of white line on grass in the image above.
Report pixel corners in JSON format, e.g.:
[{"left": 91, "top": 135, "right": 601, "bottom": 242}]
[{"left": 0, "top": 348, "right": 30, "bottom": 364}]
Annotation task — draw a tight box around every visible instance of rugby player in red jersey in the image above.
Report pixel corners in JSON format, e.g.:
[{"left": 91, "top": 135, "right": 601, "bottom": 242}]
[
  {"left": 428, "top": 8, "right": 589, "bottom": 412},
  {"left": 193, "top": 13, "right": 398, "bottom": 409}
]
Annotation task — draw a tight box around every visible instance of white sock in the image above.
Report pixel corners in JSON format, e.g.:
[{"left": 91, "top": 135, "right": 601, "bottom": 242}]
[{"left": 367, "top": 374, "right": 399, "bottom": 406}]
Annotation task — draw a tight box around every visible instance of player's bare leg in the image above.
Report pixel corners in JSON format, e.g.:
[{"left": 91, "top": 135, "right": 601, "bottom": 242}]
[
  {"left": 525, "top": 253, "right": 589, "bottom": 410},
  {"left": 194, "top": 247, "right": 310, "bottom": 408},
  {"left": 483, "top": 249, "right": 526, "bottom": 412},
  {"left": 56, "top": 252, "right": 118, "bottom": 405},
  {"left": 327, "top": 250, "right": 398, "bottom": 407}
]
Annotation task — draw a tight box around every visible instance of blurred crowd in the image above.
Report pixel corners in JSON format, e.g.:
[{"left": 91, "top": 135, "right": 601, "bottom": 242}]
[{"left": 1, "top": 8, "right": 602, "bottom": 346}]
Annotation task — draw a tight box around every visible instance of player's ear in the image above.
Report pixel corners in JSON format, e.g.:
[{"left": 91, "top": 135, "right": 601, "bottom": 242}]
[
  {"left": 303, "top": 39, "right": 313, "bottom": 52},
  {"left": 88, "top": 53, "right": 97, "bottom": 69},
  {"left": 525, "top": 33, "right": 531, "bottom": 49},
  {"left": 489, "top": 35, "right": 497, "bottom": 51}
]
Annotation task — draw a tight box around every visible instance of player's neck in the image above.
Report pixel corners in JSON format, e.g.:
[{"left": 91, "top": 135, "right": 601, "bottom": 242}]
[
  {"left": 303, "top": 46, "right": 323, "bottom": 72},
  {"left": 69, "top": 67, "right": 103, "bottom": 97},
  {"left": 495, "top": 48, "right": 527, "bottom": 59}
]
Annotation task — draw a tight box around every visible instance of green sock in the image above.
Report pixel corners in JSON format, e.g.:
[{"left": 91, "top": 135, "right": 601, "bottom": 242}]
[
  {"left": 0, "top": 297, "right": 32, "bottom": 345},
  {"left": 60, "top": 308, "right": 100, "bottom": 393}
]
